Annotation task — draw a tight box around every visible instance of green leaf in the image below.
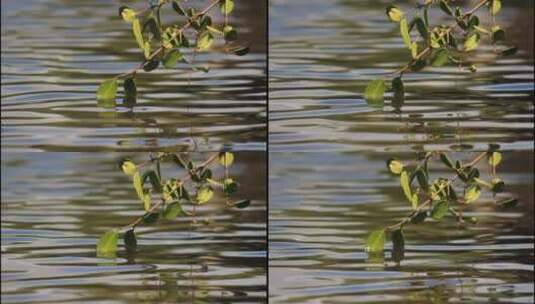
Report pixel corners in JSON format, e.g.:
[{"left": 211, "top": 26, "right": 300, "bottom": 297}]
[
  {"left": 413, "top": 17, "right": 428, "bottom": 40},
  {"left": 464, "top": 33, "right": 480, "bottom": 52},
  {"left": 400, "top": 170, "right": 414, "bottom": 208},
  {"left": 491, "top": 177, "right": 505, "bottom": 193},
  {"left": 192, "top": 66, "right": 210, "bottom": 73},
  {"left": 391, "top": 76, "right": 404, "bottom": 109},
  {"left": 364, "top": 79, "right": 386, "bottom": 106},
  {"left": 488, "top": 151, "right": 502, "bottom": 167},
  {"left": 220, "top": 0, "right": 234, "bottom": 15},
  {"left": 386, "top": 5, "right": 404, "bottom": 22},
  {"left": 490, "top": 0, "right": 501, "bottom": 16},
  {"left": 163, "top": 201, "right": 187, "bottom": 220},
  {"left": 163, "top": 49, "right": 183, "bottom": 69},
  {"left": 132, "top": 18, "right": 144, "bottom": 50},
  {"left": 415, "top": 169, "right": 428, "bottom": 191},
  {"left": 498, "top": 197, "right": 518, "bottom": 209},
  {"left": 400, "top": 18, "right": 411, "bottom": 48},
  {"left": 223, "top": 178, "right": 238, "bottom": 195},
  {"left": 411, "top": 59, "right": 426, "bottom": 71},
  {"left": 133, "top": 172, "right": 144, "bottom": 201},
  {"left": 410, "top": 42, "right": 418, "bottom": 59},
  {"left": 196, "top": 186, "right": 214, "bottom": 204},
  {"left": 439, "top": 0, "right": 453, "bottom": 16},
  {"left": 124, "top": 229, "right": 137, "bottom": 251},
  {"left": 464, "top": 185, "right": 481, "bottom": 204},
  {"left": 439, "top": 153, "right": 454, "bottom": 169},
  {"left": 143, "top": 60, "right": 159, "bottom": 72},
  {"left": 143, "top": 41, "right": 151, "bottom": 59},
  {"left": 172, "top": 0, "right": 186, "bottom": 15},
  {"left": 120, "top": 159, "right": 137, "bottom": 176},
  {"left": 411, "top": 211, "right": 427, "bottom": 224},
  {"left": 197, "top": 32, "right": 214, "bottom": 51},
  {"left": 431, "top": 49, "right": 449, "bottom": 67},
  {"left": 219, "top": 152, "right": 234, "bottom": 167},
  {"left": 501, "top": 47, "right": 518, "bottom": 56},
  {"left": 233, "top": 199, "right": 251, "bottom": 209},
  {"left": 97, "top": 79, "right": 118, "bottom": 101},
  {"left": 431, "top": 201, "right": 449, "bottom": 220},
  {"left": 391, "top": 229, "right": 405, "bottom": 263},
  {"left": 120, "top": 6, "right": 137, "bottom": 22},
  {"left": 142, "top": 170, "right": 161, "bottom": 192},
  {"left": 491, "top": 26, "right": 506, "bottom": 43},
  {"left": 387, "top": 158, "right": 404, "bottom": 175},
  {"left": 366, "top": 229, "right": 386, "bottom": 253},
  {"left": 232, "top": 45, "right": 250, "bottom": 56},
  {"left": 123, "top": 77, "right": 137, "bottom": 104},
  {"left": 97, "top": 229, "right": 119, "bottom": 257},
  {"left": 143, "top": 193, "right": 151, "bottom": 211}
]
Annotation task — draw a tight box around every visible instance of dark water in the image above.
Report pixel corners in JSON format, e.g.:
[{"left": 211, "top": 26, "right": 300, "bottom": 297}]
[
  {"left": 1, "top": 0, "right": 267, "bottom": 303},
  {"left": 269, "top": 0, "right": 534, "bottom": 303}
]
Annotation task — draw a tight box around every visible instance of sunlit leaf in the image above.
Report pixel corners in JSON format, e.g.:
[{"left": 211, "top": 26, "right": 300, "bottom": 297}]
[
  {"left": 366, "top": 229, "right": 386, "bottom": 253},
  {"left": 464, "top": 33, "right": 480, "bottom": 52},
  {"left": 163, "top": 201, "right": 187, "bottom": 220},
  {"left": 97, "top": 79, "right": 118, "bottom": 101},
  {"left": 386, "top": 5, "right": 404, "bottom": 22},
  {"left": 133, "top": 172, "right": 144, "bottom": 201},
  {"left": 97, "top": 229, "right": 119, "bottom": 257},
  {"left": 219, "top": 152, "right": 234, "bottom": 167},
  {"left": 143, "top": 193, "right": 151, "bottom": 211},
  {"left": 163, "top": 49, "right": 183, "bottom": 69},
  {"left": 223, "top": 25, "right": 238, "bottom": 41},
  {"left": 196, "top": 186, "right": 214, "bottom": 204},
  {"left": 400, "top": 18, "right": 411, "bottom": 48},
  {"left": 197, "top": 32, "right": 214, "bottom": 51},
  {"left": 488, "top": 151, "right": 502, "bottom": 167},
  {"left": 400, "top": 170, "right": 414, "bottom": 208},
  {"left": 364, "top": 79, "right": 385, "bottom": 106},
  {"left": 220, "top": 0, "right": 234, "bottom": 15},
  {"left": 387, "top": 158, "right": 404, "bottom": 175},
  {"left": 410, "top": 42, "right": 418, "bottom": 59},
  {"left": 132, "top": 18, "right": 144, "bottom": 50},
  {"left": 490, "top": 0, "right": 501, "bottom": 16},
  {"left": 120, "top": 6, "right": 137, "bottom": 22},
  {"left": 464, "top": 185, "right": 481, "bottom": 204},
  {"left": 121, "top": 159, "right": 137, "bottom": 176},
  {"left": 431, "top": 49, "right": 449, "bottom": 67}
]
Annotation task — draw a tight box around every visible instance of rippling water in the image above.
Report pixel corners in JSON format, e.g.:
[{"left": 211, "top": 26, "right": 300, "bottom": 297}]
[
  {"left": 1, "top": 0, "right": 266, "bottom": 152},
  {"left": 269, "top": 0, "right": 534, "bottom": 303},
  {"left": 2, "top": 152, "right": 267, "bottom": 303}
]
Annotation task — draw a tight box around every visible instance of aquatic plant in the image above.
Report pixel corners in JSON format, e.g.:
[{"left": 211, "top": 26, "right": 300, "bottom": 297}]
[
  {"left": 96, "top": 0, "right": 248, "bottom": 107},
  {"left": 364, "top": 0, "right": 520, "bottom": 259},
  {"left": 97, "top": 152, "right": 250, "bottom": 257},
  {"left": 364, "top": 0, "right": 516, "bottom": 107}
]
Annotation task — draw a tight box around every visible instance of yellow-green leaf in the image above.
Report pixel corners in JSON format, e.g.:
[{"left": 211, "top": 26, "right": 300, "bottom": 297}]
[
  {"left": 490, "top": 0, "right": 501, "bottom": 16},
  {"left": 219, "top": 152, "right": 234, "bottom": 167},
  {"left": 121, "top": 160, "right": 137, "bottom": 176},
  {"left": 366, "top": 229, "right": 386, "bottom": 253},
  {"left": 197, "top": 32, "right": 214, "bottom": 51},
  {"left": 387, "top": 159, "right": 404, "bottom": 175},
  {"left": 132, "top": 18, "right": 144, "bottom": 50},
  {"left": 97, "top": 79, "right": 118, "bottom": 101},
  {"left": 163, "top": 201, "right": 187, "bottom": 219},
  {"left": 197, "top": 187, "right": 213, "bottom": 204},
  {"left": 120, "top": 7, "right": 136, "bottom": 22},
  {"left": 97, "top": 229, "right": 119, "bottom": 257},
  {"left": 386, "top": 5, "right": 404, "bottom": 22},
  {"left": 464, "top": 33, "right": 480, "bottom": 52},
  {"left": 464, "top": 185, "right": 481, "bottom": 204},
  {"left": 400, "top": 18, "right": 411, "bottom": 48},
  {"left": 163, "top": 49, "right": 183, "bottom": 68},
  {"left": 488, "top": 151, "right": 502, "bottom": 167},
  {"left": 400, "top": 170, "right": 414, "bottom": 208},
  {"left": 133, "top": 172, "right": 144, "bottom": 201},
  {"left": 364, "top": 79, "right": 385, "bottom": 106},
  {"left": 143, "top": 193, "right": 151, "bottom": 211},
  {"left": 410, "top": 42, "right": 418, "bottom": 59},
  {"left": 431, "top": 201, "right": 449, "bottom": 219},
  {"left": 220, "top": 0, "right": 234, "bottom": 15},
  {"left": 431, "top": 49, "right": 449, "bottom": 67}
]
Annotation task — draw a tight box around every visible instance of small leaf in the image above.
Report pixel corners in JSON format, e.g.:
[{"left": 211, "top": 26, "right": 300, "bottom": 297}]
[
  {"left": 491, "top": 26, "right": 506, "bottom": 43},
  {"left": 391, "top": 76, "right": 404, "bottom": 109},
  {"left": 220, "top": 0, "right": 234, "bottom": 15},
  {"left": 490, "top": 0, "right": 501, "bottom": 16},
  {"left": 498, "top": 197, "right": 518, "bottom": 209},
  {"left": 143, "top": 193, "right": 151, "bottom": 211},
  {"left": 197, "top": 32, "right": 214, "bottom": 51},
  {"left": 121, "top": 159, "right": 137, "bottom": 176},
  {"left": 413, "top": 17, "right": 428, "bottom": 40},
  {"left": 387, "top": 158, "right": 404, "bottom": 175},
  {"left": 501, "top": 47, "right": 518, "bottom": 56},
  {"left": 440, "top": 153, "right": 454, "bottom": 169},
  {"left": 233, "top": 199, "right": 251, "bottom": 209},
  {"left": 163, "top": 201, "right": 187, "bottom": 220},
  {"left": 400, "top": 170, "right": 413, "bottom": 207},
  {"left": 120, "top": 6, "right": 137, "bottom": 22},
  {"left": 488, "top": 151, "right": 502, "bottom": 167},
  {"left": 192, "top": 66, "right": 210, "bottom": 73},
  {"left": 491, "top": 177, "right": 505, "bottom": 193},
  {"left": 132, "top": 18, "right": 144, "bottom": 50},
  {"left": 97, "top": 229, "right": 119, "bottom": 257},
  {"left": 143, "top": 41, "right": 151, "bottom": 59},
  {"left": 386, "top": 5, "right": 404, "bottom": 22},
  {"left": 391, "top": 229, "right": 405, "bottom": 263},
  {"left": 124, "top": 229, "right": 137, "bottom": 251},
  {"left": 411, "top": 211, "right": 427, "bottom": 224},
  {"left": 232, "top": 45, "right": 250, "bottom": 56},
  {"left": 464, "top": 33, "right": 480, "bottom": 52},
  {"left": 219, "top": 152, "right": 234, "bottom": 167},
  {"left": 431, "top": 49, "right": 449, "bottom": 67},
  {"left": 411, "top": 59, "right": 426, "bottom": 71},
  {"left": 123, "top": 77, "right": 137, "bottom": 104},
  {"left": 163, "top": 49, "right": 183, "bottom": 69},
  {"left": 364, "top": 79, "right": 386, "bottom": 106},
  {"left": 197, "top": 186, "right": 214, "bottom": 204},
  {"left": 97, "top": 79, "right": 118, "bottom": 101},
  {"left": 410, "top": 42, "right": 418, "bottom": 59},
  {"left": 366, "top": 229, "right": 386, "bottom": 253},
  {"left": 142, "top": 212, "right": 159, "bottom": 224},
  {"left": 223, "top": 25, "right": 238, "bottom": 41},
  {"left": 415, "top": 169, "right": 428, "bottom": 191},
  {"left": 133, "top": 172, "right": 144, "bottom": 201},
  {"left": 223, "top": 178, "right": 238, "bottom": 195},
  {"left": 431, "top": 201, "right": 449, "bottom": 220},
  {"left": 143, "top": 60, "right": 159, "bottom": 72},
  {"left": 464, "top": 185, "right": 481, "bottom": 204},
  {"left": 400, "top": 18, "right": 411, "bottom": 48}
]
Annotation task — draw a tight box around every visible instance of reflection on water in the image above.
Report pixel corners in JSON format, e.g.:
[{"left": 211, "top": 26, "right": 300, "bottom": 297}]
[
  {"left": 1, "top": 152, "right": 266, "bottom": 303},
  {"left": 269, "top": 0, "right": 534, "bottom": 303},
  {"left": 1, "top": 0, "right": 266, "bottom": 152}
]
